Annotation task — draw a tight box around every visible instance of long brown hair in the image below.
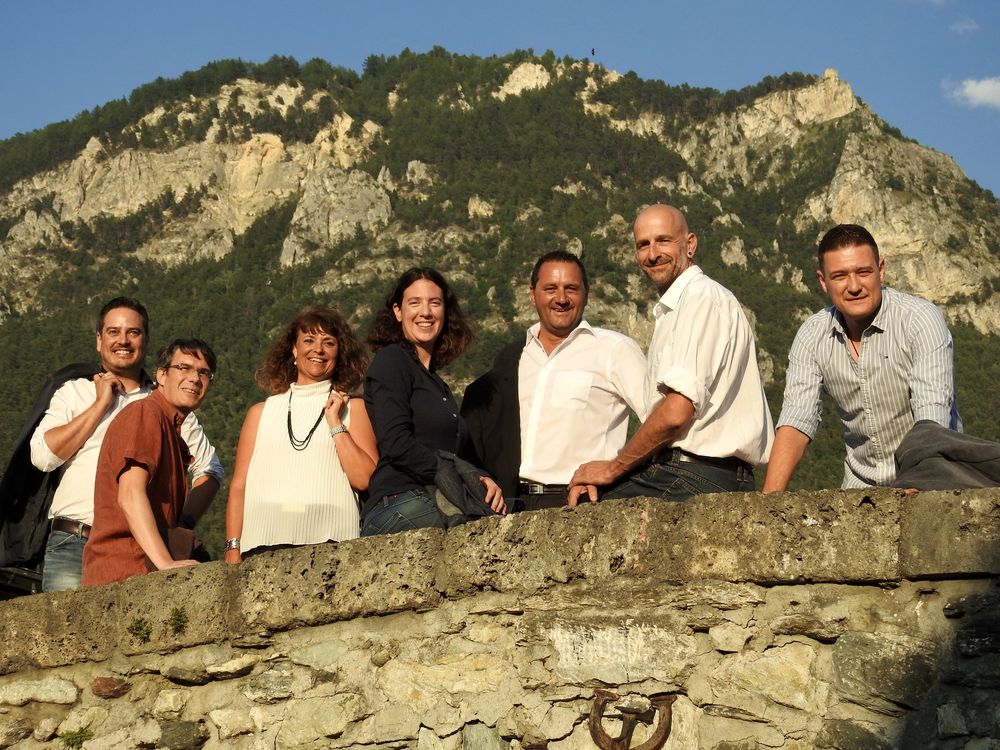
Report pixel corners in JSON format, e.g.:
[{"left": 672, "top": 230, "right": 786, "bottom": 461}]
[
  {"left": 366, "top": 267, "right": 473, "bottom": 369},
  {"left": 255, "top": 306, "right": 367, "bottom": 394}
]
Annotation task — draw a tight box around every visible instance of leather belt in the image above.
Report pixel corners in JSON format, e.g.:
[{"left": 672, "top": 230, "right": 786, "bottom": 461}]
[
  {"left": 51, "top": 517, "right": 92, "bottom": 539},
  {"left": 652, "top": 448, "right": 753, "bottom": 472},
  {"left": 652, "top": 448, "right": 753, "bottom": 474},
  {"left": 518, "top": 481, "right": 568, "bottom": 496}
]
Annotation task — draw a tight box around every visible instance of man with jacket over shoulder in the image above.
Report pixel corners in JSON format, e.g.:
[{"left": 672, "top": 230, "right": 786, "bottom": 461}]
[{"left": 27, "top": 298, "right": 222, "bottom": 591}]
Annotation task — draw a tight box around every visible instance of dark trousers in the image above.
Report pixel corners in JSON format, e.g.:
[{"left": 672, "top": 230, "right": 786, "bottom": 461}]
[{"left": 603, "top": 449, "right": 755, "bottom": 502}]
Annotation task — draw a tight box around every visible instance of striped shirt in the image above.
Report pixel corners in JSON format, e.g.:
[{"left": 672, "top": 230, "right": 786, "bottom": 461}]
[{"left": 778, "top": 286, "right": 960, "bottom": 487}]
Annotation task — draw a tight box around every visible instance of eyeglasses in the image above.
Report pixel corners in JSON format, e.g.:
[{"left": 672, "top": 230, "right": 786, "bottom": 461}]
[{"left": 165, "top": 364, "right": 215, "bottom": 381}]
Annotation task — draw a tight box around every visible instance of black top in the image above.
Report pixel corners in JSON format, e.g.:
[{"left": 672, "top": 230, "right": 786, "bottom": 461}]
[{"left": 363, "top": 343, "right": 468, "bottom": 516}]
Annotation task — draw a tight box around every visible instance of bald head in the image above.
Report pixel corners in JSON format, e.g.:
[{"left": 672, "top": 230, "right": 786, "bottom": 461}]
[
  {"left": 633, "top": 204, "right": 697, "bottom": 294},
  {"left": 635, "top": 204, "right": 689, "bottom": 233}
]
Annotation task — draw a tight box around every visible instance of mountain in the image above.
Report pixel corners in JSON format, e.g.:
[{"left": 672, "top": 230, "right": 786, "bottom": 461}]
[{"left": 1, "top": 50, "right": 997, "bottom": 549}]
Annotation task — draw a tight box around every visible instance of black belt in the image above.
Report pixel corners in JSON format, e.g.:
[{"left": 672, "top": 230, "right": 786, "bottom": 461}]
[
  {"left": 51, "top": 517, "right": 91, "bottom": 539},
  {"left": 652, "top": 448, "right": 753, "bottom": 474},
  {"left": 518, "top": 481, "right": 568, "bottom": 496}
]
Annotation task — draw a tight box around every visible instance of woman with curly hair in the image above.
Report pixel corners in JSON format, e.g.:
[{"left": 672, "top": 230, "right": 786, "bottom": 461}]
[
  {"left": 362, "top": 267, "right": 505, "bottom": 536},
  {"left": 224, "top": 306, "right": 377, "bottom": 562}
]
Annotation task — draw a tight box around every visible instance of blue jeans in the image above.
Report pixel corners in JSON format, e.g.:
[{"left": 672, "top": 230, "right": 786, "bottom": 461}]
[
  {"left": 42, "top": 530, "right": 86, "bottom": 592},
  {"left": 603, "top": 452, "right": 755, "bottom": 502},
  {"left": 361, "top": 488, "right": 445, "bottom": 537}
]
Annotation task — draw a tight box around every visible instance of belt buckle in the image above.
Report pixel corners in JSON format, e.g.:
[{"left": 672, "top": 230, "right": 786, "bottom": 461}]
[{"left": 526, "top": 483, "right": 544, "bottom": 495}]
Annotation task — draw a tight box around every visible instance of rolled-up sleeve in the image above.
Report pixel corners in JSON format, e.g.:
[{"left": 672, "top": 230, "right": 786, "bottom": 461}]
[
  {"left": 180, "top": 412, "right": 225, "bottom": 482},
  {"left": 776, "top": 320, "right": 825, "bottom": 439},
  {"left": 655, "top": 294, "right": 731, "bottom": 415},
  {"left": 29, "top": 381, "right": 85, "bottom": 472}
]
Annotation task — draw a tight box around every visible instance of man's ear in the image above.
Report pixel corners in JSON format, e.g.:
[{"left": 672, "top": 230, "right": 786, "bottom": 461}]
[
  {"left": 392, "top": 304, "right": 402, "bottom": 323},
  {"left": 155, "top": 368, "right": 166, "bottom": 388},
  {"left": 878, "top": 257, "right": 885, "bottom": 283},
  {"left": 685, "top": 232, "right": 698, "bottom": 258},
  {"left": 816, "top": 269, "right": 829, "bottom": 295},
  {"left": 95, "top": 332, "right": 101, "bottom": 354}
]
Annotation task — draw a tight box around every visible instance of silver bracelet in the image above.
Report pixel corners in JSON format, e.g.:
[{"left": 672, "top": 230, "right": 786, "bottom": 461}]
[
  {"left": 329, "top": 425, "right": 347, "bottom": 437},
  {"left": 225, "top": 537, "right": 240, "bottom": 551}
]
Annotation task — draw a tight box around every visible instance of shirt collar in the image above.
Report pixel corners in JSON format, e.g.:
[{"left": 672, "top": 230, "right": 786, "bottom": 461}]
[
  {"left": 526, "top": 319, "right": 593, "bottom": 351},
  {"left": 827, "top": 285, "right": 890, "bottom": 337},
  {"left": 149, "top": 387, "right": 187, "bottom": 430},
  {"left": 653, "top": 265, "right": 703, "bottom": 318}
]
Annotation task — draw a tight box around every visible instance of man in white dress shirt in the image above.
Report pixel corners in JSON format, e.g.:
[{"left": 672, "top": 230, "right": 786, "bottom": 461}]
[
  {"left": 29, "top": 297, "right": 222, "bottom": 591},
  {"left": 762, "top": 224, "right": 960, "bottom": 491},
  {"left": 569, "top": 204, "right": 774, "bottom": 503},
  {"left": 463, "top": 251, "right": 647, "bottom": 510}
]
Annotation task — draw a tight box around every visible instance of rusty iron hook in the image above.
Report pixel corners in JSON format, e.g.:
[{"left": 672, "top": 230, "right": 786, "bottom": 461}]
[{"left": 588, "top": 689, "right": 677, "bottom": 750}]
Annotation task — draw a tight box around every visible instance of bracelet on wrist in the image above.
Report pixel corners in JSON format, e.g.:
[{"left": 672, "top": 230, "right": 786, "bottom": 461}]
[
  {"left": 329, "top": 425, "right": 347, "bottom": 437},
  {"left": 225, "top": 537, "right": 240, "bottom": 551}
]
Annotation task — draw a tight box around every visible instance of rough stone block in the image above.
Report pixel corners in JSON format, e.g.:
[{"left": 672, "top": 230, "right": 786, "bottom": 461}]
[
  {"left": 832, "top": 632, "right": 938, "bottom": 715},
  {"left": 90, "top": 676, "right": 131, "bottom": 699},
  {"left": 709, "top": 643, "right": 820, "bottom": 713},
  {"left": 677, "top": 490, "right": 901, "bottom": 583},
  {"left": 900, "top": 491, "right": 1000, "bottom": 577},
  {"left": 0, "top": 717, "right": 31, "bottom": 748},
  {"left": 816, "top": 719, "right": 891, "bottom": 750},
  {"left": 157, "top": 719, "right": 208, "bottom": 750},
  {"left": 462, "top": 722, "right": 510, "bottom": 750},
  {"left": 0, "top": 675, "right": 78, "bottom": 706}
]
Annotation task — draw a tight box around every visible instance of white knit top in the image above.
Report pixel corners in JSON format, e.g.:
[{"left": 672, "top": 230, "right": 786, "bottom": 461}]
[{"left": 241, "top": 380, "right": 360, "bottom": 552}]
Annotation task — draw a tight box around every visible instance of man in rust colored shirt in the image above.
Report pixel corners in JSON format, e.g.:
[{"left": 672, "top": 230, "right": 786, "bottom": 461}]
[{"left": 83, "top": 339, "right": 216, "bottom": 586}]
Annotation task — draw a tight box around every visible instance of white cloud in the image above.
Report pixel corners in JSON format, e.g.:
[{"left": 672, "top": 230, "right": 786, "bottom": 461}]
[
  {"left": 949, "top": 17, "right": 979, "bottom": 33},
  {"left": 945, "top": 77, "right": 1000, "bottom": 110}
]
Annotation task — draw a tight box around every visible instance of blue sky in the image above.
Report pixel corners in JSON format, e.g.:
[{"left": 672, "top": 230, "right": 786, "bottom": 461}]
[{"left": 3, "top": 0, "right": 998, "bottom": 195}]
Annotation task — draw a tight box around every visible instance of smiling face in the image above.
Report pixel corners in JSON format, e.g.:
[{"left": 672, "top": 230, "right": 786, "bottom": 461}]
[
  {"left": 292, "top": 326, "right": 339, "bottom": 385},
  {"left": 95, "top": 306, "right": 147, "bottom": 378},
  {"left": 393, "top": 278, "right": 445, "bottom": 363},
  {"left": 818, "top": 243, "right": 885, "bottom": 332},
  {"left": 530, "top": 260, "right": 587, "bottom": 345},
  {"left": 633, "top": 205, "right": 697, "bottom": 294},
  {"left": 155, "top": 349, "right": 211, "bottom": 415}
]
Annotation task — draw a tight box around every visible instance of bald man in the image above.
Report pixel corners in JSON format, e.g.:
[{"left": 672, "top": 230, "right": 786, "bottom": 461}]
[{"left": 569, "top": 204, "right": 774, "bottom": 503}]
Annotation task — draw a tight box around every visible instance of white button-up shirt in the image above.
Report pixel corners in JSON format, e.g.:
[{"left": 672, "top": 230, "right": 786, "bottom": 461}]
[
  {"left": 518, "top": 320, "right": 647, "bottom": 484},
  {"left": 647, "top": 266, "right": 774, "bottom": 466}
]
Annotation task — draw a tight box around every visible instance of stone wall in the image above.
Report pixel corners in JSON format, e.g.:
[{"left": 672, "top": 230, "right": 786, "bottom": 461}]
[{"left": 0, "top": 490, "right": 998, "bottom": 750}]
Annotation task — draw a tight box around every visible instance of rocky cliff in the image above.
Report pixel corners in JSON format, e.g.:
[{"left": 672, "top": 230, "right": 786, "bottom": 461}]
[{"left": 2, "top": 59, "right": 997, "bottom": 331}]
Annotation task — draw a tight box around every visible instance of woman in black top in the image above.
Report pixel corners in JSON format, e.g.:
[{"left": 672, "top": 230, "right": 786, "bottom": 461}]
[{"left": 361, "top": 267, "right": 505, "bottom": 536}]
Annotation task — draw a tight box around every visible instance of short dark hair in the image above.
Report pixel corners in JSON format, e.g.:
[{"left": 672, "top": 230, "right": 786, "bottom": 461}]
[
  {"left": 156, "top": 338, "right": 217, "bottom": 375},
  {"left": 255, "top": 305, "right": 368, "bottom": 394},
  {"left": 530, "top": 251, "right": 589, "bottom": 291},
  {"left": 817, "top": 224, "right": 880, "bottom": 268},
  {"left": 366, "top": 267, "right": 473, "bottom": 369},
  {"left": 97, "top": 297, "right": 149, "bottom": 336}
]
